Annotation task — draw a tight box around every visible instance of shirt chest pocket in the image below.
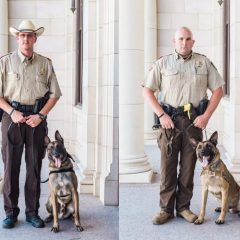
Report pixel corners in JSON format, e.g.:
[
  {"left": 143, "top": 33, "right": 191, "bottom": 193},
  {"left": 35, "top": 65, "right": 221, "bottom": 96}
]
[
  {"left": 193, "top": 66, "right": 208, "bottom": 87},
  {"left": 4, "top": 73, "right": 20, "bottom": 97},
  {"left": 6, "top": 73, "right": 20, "bottom": 81},
  {"left": 36, "top": 71, "right": 48, "bottom": 86},
  {"left": 162, "top": 69, "right": 179, "bottom": 89}
]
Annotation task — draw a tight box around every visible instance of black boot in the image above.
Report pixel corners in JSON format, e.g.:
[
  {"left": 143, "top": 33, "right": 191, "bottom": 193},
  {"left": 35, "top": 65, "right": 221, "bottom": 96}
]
[
  {"left": 26, "top": 215, "right": 45, "bottom": 228},
  {"left": 2, "top": 216, "right": 18, "bottom": 229}
]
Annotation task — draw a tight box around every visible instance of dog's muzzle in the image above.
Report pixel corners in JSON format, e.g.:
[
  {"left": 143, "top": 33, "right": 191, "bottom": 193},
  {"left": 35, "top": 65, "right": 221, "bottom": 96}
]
[{"left": 200, "top": 147, "right": 214, "bottom": 168}]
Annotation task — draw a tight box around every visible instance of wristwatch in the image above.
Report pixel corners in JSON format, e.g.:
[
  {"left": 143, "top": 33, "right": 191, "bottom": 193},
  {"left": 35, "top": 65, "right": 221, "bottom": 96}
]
[{"left": 38, "top": 113, "right": 47, "bottom": 121}]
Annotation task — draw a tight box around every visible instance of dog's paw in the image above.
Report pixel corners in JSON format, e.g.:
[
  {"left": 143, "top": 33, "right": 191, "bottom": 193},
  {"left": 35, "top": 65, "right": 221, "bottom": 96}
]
[
  {"left": 215, "top": 218, "right": 224, "bottom": 224},
  {"left": 51, "top": 225, "right": 60, "bottom": 233},
  {"left": 76, "top": 225, "right": 84, "bottom": 232},
  {"left": 194, "top": 218, "right": 204, "bottom": 225}
]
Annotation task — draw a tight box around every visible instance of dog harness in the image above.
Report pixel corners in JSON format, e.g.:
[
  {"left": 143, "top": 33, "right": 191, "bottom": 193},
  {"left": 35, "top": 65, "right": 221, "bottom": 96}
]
[{"left": 201, "top": 160, "right": 233, "bottom": 184}]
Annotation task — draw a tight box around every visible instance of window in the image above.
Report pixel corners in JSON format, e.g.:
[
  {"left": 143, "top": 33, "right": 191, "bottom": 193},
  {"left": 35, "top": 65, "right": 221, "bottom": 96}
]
[
  {"left": 76, "top": 0, "right": 83, "bottom": 105},
  {"left": 223, "top": 0, "right": 230, "bottom": 96}
]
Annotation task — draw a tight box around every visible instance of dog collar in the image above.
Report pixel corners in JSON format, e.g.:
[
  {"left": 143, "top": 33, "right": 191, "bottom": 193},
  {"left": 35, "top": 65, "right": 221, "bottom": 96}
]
[{"left": 49, "top": 167, "right": 74, "bottom": 175}]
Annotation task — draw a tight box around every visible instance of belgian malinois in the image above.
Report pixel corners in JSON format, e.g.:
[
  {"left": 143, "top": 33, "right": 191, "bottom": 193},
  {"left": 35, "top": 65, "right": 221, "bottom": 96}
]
[
  {"left": 190, "top": 131, "right": 240, "bottom": 224},
  {"left": 44, "top": 131, "right": 84, "bottom": 233}
]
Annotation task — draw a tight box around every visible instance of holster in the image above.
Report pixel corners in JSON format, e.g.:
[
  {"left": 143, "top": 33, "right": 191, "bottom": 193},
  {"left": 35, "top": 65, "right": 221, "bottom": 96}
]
[
  {"left": 196, "top": 98, "right": 209, "bottom": 115},
  {"left": 33, "top": 91, "right": 51, "bottom": 114}
]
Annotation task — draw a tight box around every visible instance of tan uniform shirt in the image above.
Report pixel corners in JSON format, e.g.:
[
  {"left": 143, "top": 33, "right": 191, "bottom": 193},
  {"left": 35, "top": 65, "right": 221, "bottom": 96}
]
[
  {"left": 0, "top": 50, "right": 62, "bottom": 105},
  {"left": 144, "top": 51, "right": 225, "bottom": 108}
]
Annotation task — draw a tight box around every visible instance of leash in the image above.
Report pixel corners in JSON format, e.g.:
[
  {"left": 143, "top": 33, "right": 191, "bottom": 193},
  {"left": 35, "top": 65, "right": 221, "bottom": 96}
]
[
  {"left": 165, "top": 128, "right": 175, "bottom": 156},
  {"left": 203, "top": 128, "right": 208, "bottom": 140}
]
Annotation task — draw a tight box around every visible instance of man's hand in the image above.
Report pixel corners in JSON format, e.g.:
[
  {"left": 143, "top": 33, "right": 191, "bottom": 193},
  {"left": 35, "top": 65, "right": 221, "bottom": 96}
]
[
  {"left": 25, "top": 114, "right": 42, "bottom": 128},
  {"left": 193, "top": 114, "right": 209, "bottom": 129},
  {"left": 160, "top": 114, "right": 175, "bottom": 129},
  {"left": 11, "top": 110, "right": 26, "bottom": 124}
]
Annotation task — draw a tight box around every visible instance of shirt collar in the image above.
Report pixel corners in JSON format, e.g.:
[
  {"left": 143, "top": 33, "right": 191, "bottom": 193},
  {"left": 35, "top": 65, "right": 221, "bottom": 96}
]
[
  {"left": 174, "top": 50, "right": 194, "bottom": 61},
  {"left": 17, "top": 49, "right": 35, "bottom": 63}
]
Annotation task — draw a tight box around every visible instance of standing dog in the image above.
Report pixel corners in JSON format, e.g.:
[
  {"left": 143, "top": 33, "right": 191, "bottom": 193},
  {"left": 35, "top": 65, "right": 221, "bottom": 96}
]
[
  {"left": 44, "top": 130, "right": 84, "bottom": 232},
  {"left": 190, "top": 131, "right": 240, "bottom": 224}
]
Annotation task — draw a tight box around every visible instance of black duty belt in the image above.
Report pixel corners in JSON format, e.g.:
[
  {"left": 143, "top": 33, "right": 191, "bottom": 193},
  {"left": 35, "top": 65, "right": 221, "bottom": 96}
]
[
  {"left": 15, "top": 104, "right": 35, "bottom": 113},
  {"left": 10, "top": 102, "right": 35, "bottom": 113}
]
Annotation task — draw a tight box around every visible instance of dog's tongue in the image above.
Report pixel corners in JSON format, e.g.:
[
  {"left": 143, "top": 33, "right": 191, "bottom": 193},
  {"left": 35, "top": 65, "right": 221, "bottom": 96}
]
[
  {"left": 54, "top": 158, "right": 61, "bottom": 168},
  {"left": 202, "top": 156, "right": 209, "bottom": 168}
]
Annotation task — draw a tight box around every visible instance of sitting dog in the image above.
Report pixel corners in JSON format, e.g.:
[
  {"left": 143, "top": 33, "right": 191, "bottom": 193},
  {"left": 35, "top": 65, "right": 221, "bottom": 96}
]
[
  {"left": 44, "top": 130, "right": 84, "bottom": 233},
  {"left": 190, "top": 131, "right": 240, "bottom": 224}
]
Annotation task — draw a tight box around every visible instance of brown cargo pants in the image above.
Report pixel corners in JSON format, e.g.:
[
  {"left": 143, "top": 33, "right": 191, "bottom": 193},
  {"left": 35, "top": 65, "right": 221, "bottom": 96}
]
[
  {"left": 1, "top": 112, "right": 47, "bottom": 217},
  {"left": 157, "top": 116, "right": 202, "bottom": 213}
]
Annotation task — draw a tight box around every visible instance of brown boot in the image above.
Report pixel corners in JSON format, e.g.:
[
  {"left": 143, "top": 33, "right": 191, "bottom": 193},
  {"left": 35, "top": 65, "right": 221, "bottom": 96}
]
[
  {"left": 152, "top": 211, "right": 174, "bottom": 225},
  {"left": 177, "top": 209, "right": 198, "bottom": 223}
]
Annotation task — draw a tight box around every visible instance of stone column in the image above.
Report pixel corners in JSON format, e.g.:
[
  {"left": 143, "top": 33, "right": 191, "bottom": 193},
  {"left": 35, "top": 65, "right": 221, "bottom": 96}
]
[
  {"left": 144, "top": 0, "right": 158, "bottom": 142},
  {"left": 0, "top": 0, "right": 8, "bottom": 56},
  {"left": 119, "top": 0, "right": 153, "bottom": 183}
]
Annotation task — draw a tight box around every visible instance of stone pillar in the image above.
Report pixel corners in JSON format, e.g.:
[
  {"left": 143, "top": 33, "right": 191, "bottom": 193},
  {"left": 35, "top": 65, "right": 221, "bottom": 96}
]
[
  {"left": 119, "top": 0, "right": 153, "bottom": 183},
  {"left": 144, "top": 0, "right": 158, "bottom": 142},
  {"left": 0, "top": 0, "right": 8, "bottom": 56}
]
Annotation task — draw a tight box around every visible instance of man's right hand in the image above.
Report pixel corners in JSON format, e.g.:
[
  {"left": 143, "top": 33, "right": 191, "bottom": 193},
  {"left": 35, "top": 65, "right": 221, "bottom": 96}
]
[
  {"left": 159, "top": 113, "right": 175, "bottom": 129},
  {"left": 10, "top": 110, "right": 26, "bottom": 124}
]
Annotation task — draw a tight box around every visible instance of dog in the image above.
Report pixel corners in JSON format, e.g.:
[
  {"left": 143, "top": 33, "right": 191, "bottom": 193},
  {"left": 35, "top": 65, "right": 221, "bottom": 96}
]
[
  {"left": 190, "top": 131, "right": 240, "bottom": 224},
  {"left": 44, "top": 130, "right": 84, "bottom": 233}
]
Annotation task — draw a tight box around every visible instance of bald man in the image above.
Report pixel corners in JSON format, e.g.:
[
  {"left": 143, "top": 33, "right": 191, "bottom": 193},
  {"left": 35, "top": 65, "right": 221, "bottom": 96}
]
[{"left": 143, "top": 27, "right": 224, "bottom": 224}]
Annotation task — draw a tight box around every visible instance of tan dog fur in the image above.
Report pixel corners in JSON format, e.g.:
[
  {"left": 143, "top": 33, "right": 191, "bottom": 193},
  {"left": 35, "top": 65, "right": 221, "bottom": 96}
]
[
  {"left": 190, "top": 131, "right": 240, "bottom": 224},
  {"left": 44, "top": 131, "right": 84, "bottom": 233}
]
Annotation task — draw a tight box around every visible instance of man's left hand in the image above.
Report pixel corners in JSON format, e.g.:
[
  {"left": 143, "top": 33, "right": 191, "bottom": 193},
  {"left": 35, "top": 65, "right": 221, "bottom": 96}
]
[
  {"left": 193, "top": 115, "right": 209, "bottom": 129},
  {"left": 25, "top": 114, "right": 42, "bottom": 128}
]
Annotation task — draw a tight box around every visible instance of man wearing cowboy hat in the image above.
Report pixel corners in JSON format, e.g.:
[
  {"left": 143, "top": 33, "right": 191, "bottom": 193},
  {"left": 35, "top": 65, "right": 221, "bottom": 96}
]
[{"left": 0, "top": 20, "right": 62, "bottom": 229}]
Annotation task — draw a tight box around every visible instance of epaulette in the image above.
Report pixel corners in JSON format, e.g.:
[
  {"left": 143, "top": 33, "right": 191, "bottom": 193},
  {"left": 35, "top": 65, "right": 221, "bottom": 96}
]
[
  {"left": 0, "top": 52, "right": 13, "bottom": 60},
  {"left": 148, "top": 54, "right": 173, "bottom": 71},
  {"left": 194, "top": 52, "right": 206, "bottom": 57},
  {"left": 37, "top": 53, "right": 52, "bottom": 62}
]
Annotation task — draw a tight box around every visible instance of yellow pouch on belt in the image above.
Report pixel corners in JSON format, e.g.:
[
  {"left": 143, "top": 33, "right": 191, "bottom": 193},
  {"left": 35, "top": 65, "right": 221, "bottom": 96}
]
[{"left": 183, "top": 103, "right": 191, "bottom": 119}]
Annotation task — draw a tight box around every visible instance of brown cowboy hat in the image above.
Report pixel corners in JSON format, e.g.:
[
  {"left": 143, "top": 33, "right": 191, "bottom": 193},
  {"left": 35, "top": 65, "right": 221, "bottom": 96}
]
[{"left": 9, "top": 20, "right": 44, "bottom": 37}]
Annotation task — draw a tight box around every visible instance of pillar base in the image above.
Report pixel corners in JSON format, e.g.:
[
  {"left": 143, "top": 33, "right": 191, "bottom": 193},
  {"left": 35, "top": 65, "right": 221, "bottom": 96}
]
[
  {"left": 119, "top": 169, "right": 153, "bottom": 183},
  {"left": 119, "top": 154, "right": 153, "bottom": 183}
]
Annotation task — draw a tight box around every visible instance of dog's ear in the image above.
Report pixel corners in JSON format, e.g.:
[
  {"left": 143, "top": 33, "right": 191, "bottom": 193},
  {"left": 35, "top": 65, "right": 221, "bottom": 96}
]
[
  {"left": 55, "top": 130, "right": 64, "bottom": 144},
  {"left": 189, "top": 138, "right": 199, "bottom": 149},
  {"left": 44, "top": 135, "right": 51, "bottom": 147},
  {"left": 209, "top": 131, "right": 218, "bottom": 146}
]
